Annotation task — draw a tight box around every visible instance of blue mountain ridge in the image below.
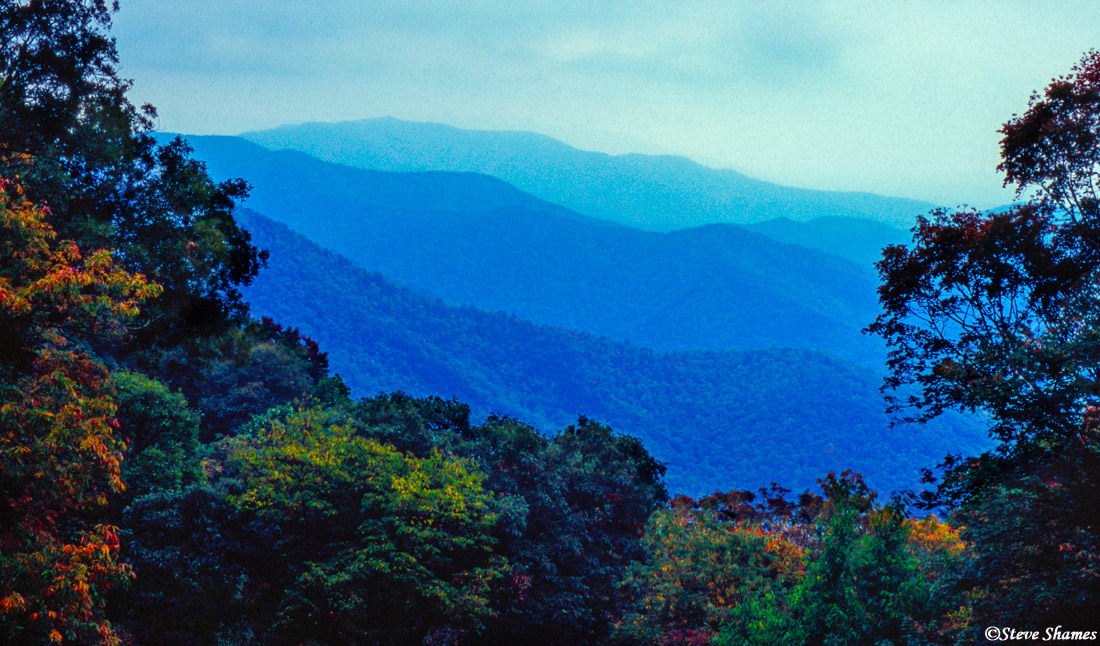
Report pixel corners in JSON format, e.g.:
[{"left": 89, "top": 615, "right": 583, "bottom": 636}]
[
  {"left": 240, "top": 117, "right": 936, "bottom": 231},
  {"left": 236, "top": 207, "right": 990, "bottom": 496},
  {"left": 170, "top": 134, "right": 887, "bottom": 367}
]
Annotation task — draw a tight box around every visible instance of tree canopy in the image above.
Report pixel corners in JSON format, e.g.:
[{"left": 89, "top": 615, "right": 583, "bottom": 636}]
[
  {"left": 0, "top": 177, "right": 159, "bottom": 646},
  {"left": 867, "top": 49, "right": 1100, "bottom": 627}
]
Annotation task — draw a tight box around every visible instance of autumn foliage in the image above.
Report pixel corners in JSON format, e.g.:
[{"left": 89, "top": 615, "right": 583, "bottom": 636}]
[
  {"left": 0, "top": 178, "right": 159, "bottom": 645},
  {"left": 3, "top": 0, "right": 1100, "bottom": 642}
]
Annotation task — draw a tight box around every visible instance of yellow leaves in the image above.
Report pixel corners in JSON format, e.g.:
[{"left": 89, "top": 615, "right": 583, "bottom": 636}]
[
  {"left": 906, "top": 515, "right": 967, "bottom": 557},
  {"left": 224, "top": 408, "right": 394, "bottom": 514},
  {"left": 0, "top": 276, "right": 31, "bottom": 314},
  {"left": 388, "top": 451, "right": 491, "bottom": 523},
  {"left": 229, "top": 406, "right": 496, "bottom": 534},
  {"left": 49, "top": 629, "right": 62, "bottom": 643}
]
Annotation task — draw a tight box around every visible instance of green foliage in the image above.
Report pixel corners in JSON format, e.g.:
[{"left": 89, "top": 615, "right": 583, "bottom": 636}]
[
  {"left": 447, "top": 415, "right": 668, "bottom": 646},
  {"left": 192, "top": 338, "right": 316, "bottom": 437},
  {"left": 352, "top": 391, "right": 472, "bottom": 457},
  {"left": 221, "top": 407, "right": 507, "bottom": 645},
  {"left": 0, "top": 1, "right": 133, "bottom": 176},
  {"left": 115, "top": 398, "right": 670, "bottom": 646},
  {"left": 138, "top": 318, "right": 342, "bottom": 441},
  {"left": 943, "top": 433, "right": 1100, "bottom": 628},
  {"left": 0, "top": 1, "right": 265, "bottom": 344},
  {"left": 713, "top": 477, "right": 970, "bottom": 646},
  {"left": 110, "top": 371, "right": 201, "bottom": 500},
  {"left": 118, "top": 484, "right": 258, "bottom": 646},
  {"left": 283, "top": 399, "right": 669, "bottom": 644},
  {"left": 791, "top": 493, "right": 890, "bottom": 645},
  {"left": 614, "top": 504, "right": 802, "bottom": 646}
]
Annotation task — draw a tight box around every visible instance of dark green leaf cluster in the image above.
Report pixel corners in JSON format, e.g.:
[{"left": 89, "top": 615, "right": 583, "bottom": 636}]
[
  {"left": 0, "top": 1, "right": 266, "bottom": 341},
  {"left": 611, "top": 474, "right": 969, "bottom": 646}
]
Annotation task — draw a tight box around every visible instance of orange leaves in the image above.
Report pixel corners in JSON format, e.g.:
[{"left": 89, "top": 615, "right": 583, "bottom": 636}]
[
  {"left": 905, "top": 514, "right": 967, "bottom": 558},
  {"left": 2, "top": 524, "right": 132, "bottom": 645},
  {"left": 0, "top": 594, "right": 25, "bottom": 614},
  {"left": 0, "top": 177, "right": 161, "bottom": 340},
  {"left": 1, "top": 179, "right": 156, "bottom": 646},
  {"left": 763, "top": 534, "right": 807, "bottom": 581}
]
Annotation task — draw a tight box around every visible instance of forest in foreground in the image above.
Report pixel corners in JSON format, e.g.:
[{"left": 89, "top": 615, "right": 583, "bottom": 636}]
[{"left": 2, "top": 3, "right": 1099, "bottom": 644}]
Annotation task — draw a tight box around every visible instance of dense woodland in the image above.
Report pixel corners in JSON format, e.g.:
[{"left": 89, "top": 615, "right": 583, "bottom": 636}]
[
  {"left": 1, "top": 3, "right": 1098, "bottom": 645},
  {"left": 236, "top": 208, "right": 985, "bottom": 495}
]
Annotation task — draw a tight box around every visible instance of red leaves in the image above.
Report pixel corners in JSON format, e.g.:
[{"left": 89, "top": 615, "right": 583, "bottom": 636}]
[{"left": 999, "top": 50, "right": 1100, "bottom": 216}]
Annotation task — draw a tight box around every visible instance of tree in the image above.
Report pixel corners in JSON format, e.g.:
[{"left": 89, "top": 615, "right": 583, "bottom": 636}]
[
  {"left": 0, "top": 0, "right": 265, "bottom": 343},
  {"left": 350, "top": 402, "right": 669, "bottom": 646},
  {"left": 0, "top": 178, "right": 159, "bottom": 645},
  {"left": 614, "top": 501, "right": 802, "bottom": 646},
  {"left": 481, "top": 416, "right": 667, "bottom": 646},
  {"left": 219, "top": 407, "right": 507, "bottom": 646},
  {"left": 866, "top": 50, "right": 1100, "bottom": 626},
  {"left": 868, "top": 49, "right": 1100, "bottom": 448},
  {"left": 110, "top": 371, "right": 201, "bottom": 501},
  {"left": 186, "top": 320, "right": 327, "bottom": 440},
  {"left": 0, "top": 1, "right": 131, "bottom": 172},
  {"left": 115, "top": 484, "right": 256, "bottom": 646},
  {"left": 710, "top": 475, "right": 970, "bottom": 646}
]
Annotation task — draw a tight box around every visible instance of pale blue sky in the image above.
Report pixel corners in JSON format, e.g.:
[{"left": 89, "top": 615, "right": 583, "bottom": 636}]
[{"left": 114, "top": 1, "right": 1100, "bottom": 208}]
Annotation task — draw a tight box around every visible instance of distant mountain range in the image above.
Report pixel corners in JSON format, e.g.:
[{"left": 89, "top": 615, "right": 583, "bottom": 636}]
[
  {"left": 240, "top": 117, "right": 936, "bottom": 231},
  {"left": 154, "top": 125, "right": 979, "bottom": 494},
  {"left": 237, "top": 208, "right": 989, "bottom": 495},
  {"left": 174, "top": 134, "right": 886, "bottom": 366}
]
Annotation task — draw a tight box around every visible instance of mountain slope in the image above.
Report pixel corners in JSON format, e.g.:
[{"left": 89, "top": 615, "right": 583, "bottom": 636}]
[
  {"left": 240, "top": 117, "right": 936, "bottom": 231},
  {"left": 740, "top": 216, "right": 912, "bottom": 268},
  {"left": 237, "top": 208, "right": 988, "bottom": 496},
  {"left": 178, "top": 134, "right": 885, "bottom": 366}
]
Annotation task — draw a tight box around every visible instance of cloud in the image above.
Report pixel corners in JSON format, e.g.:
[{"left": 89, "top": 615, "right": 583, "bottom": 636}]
[{"left": 529, "top": 2, "right": 846, "bottom": 89}]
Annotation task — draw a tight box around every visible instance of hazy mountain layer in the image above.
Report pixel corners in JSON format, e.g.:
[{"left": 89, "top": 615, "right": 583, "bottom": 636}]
[
  {"left": 179, "top": 134, "right": 885, "bottom": 366},
  {"left": 241, "top": 117, "right": 936, "bottom": 231},
  {"left": 237, "top": 209, "right": 987, "bottom": 495},
  {"left": 740, "top": 216, "right": 912, "bottom": 269}
]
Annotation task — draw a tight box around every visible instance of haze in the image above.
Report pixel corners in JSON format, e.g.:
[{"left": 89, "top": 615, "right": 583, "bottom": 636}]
[{"left": 113, "top": 1, "right": 1100, "bottom": 208}]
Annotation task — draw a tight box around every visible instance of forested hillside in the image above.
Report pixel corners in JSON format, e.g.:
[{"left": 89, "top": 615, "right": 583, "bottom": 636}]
[
  {"left": 172, "top": 135, "right": 886, "bottom": 366},
  {"left": 241, "top": 117, "right": 935, "bottom": 230},
  {"left": 740, "top": 216, "right": 911, "bottom": 268},
  {"left": 237, "top": 209, "right": 987, "bottom": 494}
]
